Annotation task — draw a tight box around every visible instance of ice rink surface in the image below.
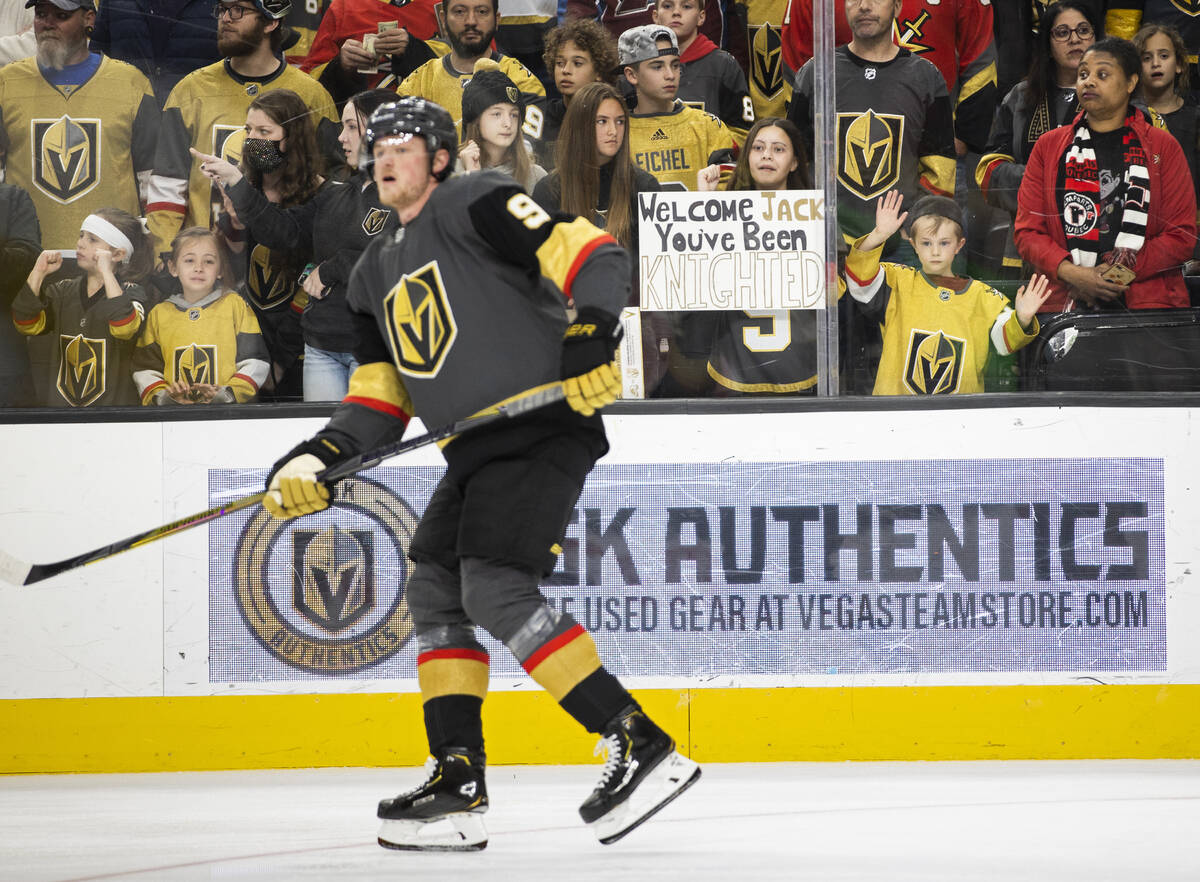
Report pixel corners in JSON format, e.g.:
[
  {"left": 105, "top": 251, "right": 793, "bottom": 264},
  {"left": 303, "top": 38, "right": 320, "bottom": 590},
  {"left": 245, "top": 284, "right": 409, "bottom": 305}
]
[{"left": 2, "top": 759, "right": 1197, "bottom": 882}]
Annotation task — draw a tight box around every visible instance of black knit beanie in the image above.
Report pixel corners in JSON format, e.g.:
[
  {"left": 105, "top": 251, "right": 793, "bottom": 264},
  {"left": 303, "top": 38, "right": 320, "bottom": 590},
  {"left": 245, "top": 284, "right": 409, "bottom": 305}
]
[{"left": 461, "top": 59, "right": 525, "bottom": 128}]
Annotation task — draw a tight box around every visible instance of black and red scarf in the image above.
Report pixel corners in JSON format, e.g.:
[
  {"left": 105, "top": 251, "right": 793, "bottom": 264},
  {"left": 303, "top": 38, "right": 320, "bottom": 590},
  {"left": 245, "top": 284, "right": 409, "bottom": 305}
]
[{"left": 1060, "top": 109, "right": 1150, "bottom": 268}]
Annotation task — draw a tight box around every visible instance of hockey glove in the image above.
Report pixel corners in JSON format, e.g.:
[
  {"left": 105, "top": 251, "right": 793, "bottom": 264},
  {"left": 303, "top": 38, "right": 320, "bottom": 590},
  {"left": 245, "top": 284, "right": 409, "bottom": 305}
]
[
  {"left": 263, "top": 436, "right": 345, "bottom": 519},
  {"left": 561, "top": 307, "right": 622, "bottom": 417}
]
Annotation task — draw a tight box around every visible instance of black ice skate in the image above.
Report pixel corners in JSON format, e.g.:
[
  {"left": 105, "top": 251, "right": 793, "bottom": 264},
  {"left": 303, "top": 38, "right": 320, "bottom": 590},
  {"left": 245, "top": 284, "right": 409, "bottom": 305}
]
[
  {"left": 578, "top": 706, "right": 701, "bottom": 844},
  {"left": 377, "top": 748, "right": 489, "bottom": 851}
]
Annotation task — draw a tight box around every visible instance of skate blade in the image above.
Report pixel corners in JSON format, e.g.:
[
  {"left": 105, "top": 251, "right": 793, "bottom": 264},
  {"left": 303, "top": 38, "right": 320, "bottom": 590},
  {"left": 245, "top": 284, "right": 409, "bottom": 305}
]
[
  {"left": 377, "top": 812, "right": 488, "bottom": 852},
  {"left": 590, "top": 751, "right": 701, "bottom": 845}
]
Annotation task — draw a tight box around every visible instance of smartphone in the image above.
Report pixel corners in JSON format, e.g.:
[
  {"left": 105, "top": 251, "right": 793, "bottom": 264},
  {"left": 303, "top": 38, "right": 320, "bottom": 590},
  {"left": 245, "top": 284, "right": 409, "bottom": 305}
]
[{"left": 297, "top": 262, "right": 316, "bottom": 286}]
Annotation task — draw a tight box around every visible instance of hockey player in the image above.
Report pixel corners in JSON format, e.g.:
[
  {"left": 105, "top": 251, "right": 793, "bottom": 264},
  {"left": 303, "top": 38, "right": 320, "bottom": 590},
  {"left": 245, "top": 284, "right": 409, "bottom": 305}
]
[
  {"left": 621, "top": 24, "right": 737, "bottom": 190},
  {"left": 845, "top": 190, "right": 1050, "bottom": 395},
  {"left": 146, "top": 0, "right": 338, "bottom": 258},
  {"left": 0, "top": 0, "right": 159, "bottom": 254},
  {"left": 259, "top": 96, "right": 701, "bottom": 850},
  {"left": 392, "top": 0, "right": 546, "bottom": 138},
  {"left": 653, "top": 0, "right": 754, "bottom": 144}
]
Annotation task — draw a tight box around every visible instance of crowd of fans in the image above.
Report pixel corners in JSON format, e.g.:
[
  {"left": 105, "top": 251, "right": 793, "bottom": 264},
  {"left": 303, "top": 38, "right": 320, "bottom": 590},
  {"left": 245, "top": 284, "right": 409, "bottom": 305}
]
[{"left": 2, "top": 0, "right": 1199, "bottom": 408}]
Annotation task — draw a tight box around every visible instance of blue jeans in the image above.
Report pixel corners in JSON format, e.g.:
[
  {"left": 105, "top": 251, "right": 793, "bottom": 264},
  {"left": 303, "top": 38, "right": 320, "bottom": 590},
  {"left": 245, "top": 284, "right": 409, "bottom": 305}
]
[{"left": 303, "top": 344, "right": 359, "bottom": 402}]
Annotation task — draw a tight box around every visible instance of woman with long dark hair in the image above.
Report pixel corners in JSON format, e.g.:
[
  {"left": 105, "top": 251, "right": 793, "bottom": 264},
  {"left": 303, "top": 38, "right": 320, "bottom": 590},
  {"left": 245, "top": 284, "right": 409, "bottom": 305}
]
[
  {"left": 977, "top": 1, "right": 1102, "bottom": 275},
  {"left": 1016, "top": 38, "right": 1196, "bottom": 311},
  {"left": 195, "top": 88, "right": 400, "bottom": 402},
  {"left": 220, "top": 88, "right": 326, "bottom": 401},
  {"left": 532, "top": 81, "right": 659, "bottom": 251}
]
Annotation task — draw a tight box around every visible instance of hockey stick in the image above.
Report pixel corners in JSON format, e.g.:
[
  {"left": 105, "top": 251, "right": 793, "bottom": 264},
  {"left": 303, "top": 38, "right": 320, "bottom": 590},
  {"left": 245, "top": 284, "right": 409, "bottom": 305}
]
[{"left": 0, "top": 383, "right": 566, "bottom": 587}]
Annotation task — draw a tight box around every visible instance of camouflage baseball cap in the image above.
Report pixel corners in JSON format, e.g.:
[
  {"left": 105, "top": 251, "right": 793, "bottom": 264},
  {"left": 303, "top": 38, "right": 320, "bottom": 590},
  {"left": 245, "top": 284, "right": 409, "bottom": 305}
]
[{"left": 618, "top": 24, "right": 679, "bottom": 67}]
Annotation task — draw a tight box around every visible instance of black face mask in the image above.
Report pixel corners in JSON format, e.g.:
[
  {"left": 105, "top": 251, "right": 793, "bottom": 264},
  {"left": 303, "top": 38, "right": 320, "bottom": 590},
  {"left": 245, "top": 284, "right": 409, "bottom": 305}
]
[{"left": 243, "top": 137, "right": 286, "bottom": 173}]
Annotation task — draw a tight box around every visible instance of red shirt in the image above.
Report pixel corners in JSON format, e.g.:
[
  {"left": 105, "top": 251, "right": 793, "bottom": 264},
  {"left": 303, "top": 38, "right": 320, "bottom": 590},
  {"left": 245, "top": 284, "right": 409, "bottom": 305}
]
[
  {"left": 1014, "top": 110, "right": 1196, "bottom": 312},
  {"left": 300, "top": 0, "right": 440, "bottom": 73}
]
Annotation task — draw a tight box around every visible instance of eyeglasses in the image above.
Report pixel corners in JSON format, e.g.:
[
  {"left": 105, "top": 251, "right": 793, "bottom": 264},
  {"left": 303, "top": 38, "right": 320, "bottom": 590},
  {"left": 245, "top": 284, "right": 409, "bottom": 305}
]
[
  {"left": 212, "top": 4, "right": 258, "bottom": 21},
  {"left": 1050, "top": 22, "right": 1094, "bottom": 42}
]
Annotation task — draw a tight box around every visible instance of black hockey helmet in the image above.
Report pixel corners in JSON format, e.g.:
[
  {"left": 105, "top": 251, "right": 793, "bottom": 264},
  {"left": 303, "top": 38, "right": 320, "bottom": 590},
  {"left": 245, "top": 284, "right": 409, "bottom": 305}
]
[
  {"left": 362, "top": 98, "right": 458, "bottom": 181},
  {"left": 250, "top": 0, "right": 290, "bottom": 20}
]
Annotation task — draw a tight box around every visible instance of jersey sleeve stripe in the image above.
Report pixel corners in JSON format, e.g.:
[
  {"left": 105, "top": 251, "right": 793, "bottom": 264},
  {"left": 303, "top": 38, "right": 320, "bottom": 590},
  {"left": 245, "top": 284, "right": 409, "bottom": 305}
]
[
  {"left": 144, "top": 201, "right": 186, "bottom": 215},
  {"left": 975, "top": 153, "right": 1013, "bottom": 193},
  {"left": 344, "top": 361, "right": 413, "bottom": 418},
  {"left": 534, "top": 218, "right": 618, "bottom": 301},
  {"left": 13, "top": 313, "right": 45, "bottom": 334}
]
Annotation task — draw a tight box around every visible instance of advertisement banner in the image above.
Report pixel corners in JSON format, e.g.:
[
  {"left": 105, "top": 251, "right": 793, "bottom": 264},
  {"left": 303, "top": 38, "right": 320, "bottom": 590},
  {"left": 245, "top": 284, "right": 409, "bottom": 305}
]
[
  {"left": 636, "top": 190, "right": 827, "bottom": 311},
  {"left": 208, "top": 457, "right": 1165, "bottom": 684}
]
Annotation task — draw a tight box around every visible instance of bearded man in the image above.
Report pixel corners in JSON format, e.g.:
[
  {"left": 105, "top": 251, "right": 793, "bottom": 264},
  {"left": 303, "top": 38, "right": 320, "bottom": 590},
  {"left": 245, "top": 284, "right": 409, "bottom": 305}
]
[
  {"left": 0, "top": 0, "right": 158, "bottom": 252},
  {"left": 392, "top": 0, "right": 546, "bottom": 140},
  {"left": 146, "top": 0, "right": 337, "bottom": 259}
]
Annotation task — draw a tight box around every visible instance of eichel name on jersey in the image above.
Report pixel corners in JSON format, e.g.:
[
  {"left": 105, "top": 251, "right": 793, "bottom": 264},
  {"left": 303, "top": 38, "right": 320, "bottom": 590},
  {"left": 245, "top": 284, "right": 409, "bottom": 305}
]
[
  {"left": 146, "top": 59, "right": 338, "bottom": 253},
  {"left": 845, "top": 236, "right": 1039, "bottom": 396},
  {"left": 628, "top": 101, "right": 737, "bottom": 191},
  {"left": 133, "top": 289, "right": 271, "bottom": 405},
  {"left": 790, "top": 46, "right": 955, "bottom": 244},
  {"left": 0, "top": 56, "right": 159, "bottom": 252},
  {"left": 11, "top": 276, "right": 148, "bottom": 407},
  {"left": 311, "top": 170, "right": 630, "bottom": 476},
  {"left": 396, "top": 52, "right": 548, "bottom": 141}
]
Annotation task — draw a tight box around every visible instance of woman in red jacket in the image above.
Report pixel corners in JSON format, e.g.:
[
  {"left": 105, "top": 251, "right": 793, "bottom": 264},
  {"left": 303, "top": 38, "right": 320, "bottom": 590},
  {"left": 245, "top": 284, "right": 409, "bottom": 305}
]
[{"left": 1015, "top": 37, "right": 1196, "bottom": 313}]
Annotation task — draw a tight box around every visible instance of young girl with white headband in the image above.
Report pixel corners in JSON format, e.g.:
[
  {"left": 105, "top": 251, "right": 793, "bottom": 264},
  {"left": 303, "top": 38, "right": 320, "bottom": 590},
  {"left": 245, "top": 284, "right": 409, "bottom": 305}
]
[{"left": 12, "top": 208, "right": 153, "bottom": 407}]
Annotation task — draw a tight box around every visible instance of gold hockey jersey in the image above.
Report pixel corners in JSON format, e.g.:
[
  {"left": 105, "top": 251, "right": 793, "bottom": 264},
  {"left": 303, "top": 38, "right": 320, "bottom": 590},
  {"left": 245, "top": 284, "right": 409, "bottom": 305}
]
[
  {"left": 133, "top": 288, "right": 270, "bottom": 404},
  {"left": 0, "top": 56, "right": 158, "bottom": 251},
  {"left": 845, "top": 237, "right": 1038, "bottom": 395},
  {"left": 627, "top": 101, "right": 737, "bottom": 190},
  {"left": 146, "top": 60, "right": 337, "bottom": 254}
]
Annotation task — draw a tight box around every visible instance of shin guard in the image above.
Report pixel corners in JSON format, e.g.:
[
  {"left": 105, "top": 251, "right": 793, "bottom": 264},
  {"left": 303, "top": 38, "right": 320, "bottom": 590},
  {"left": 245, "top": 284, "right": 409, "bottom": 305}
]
[
  {"left": 509, "top": 607, "right": 632, "bottom": 733},
  {"left": 416, "top": 625, "right": 489, "bottom": 752}
]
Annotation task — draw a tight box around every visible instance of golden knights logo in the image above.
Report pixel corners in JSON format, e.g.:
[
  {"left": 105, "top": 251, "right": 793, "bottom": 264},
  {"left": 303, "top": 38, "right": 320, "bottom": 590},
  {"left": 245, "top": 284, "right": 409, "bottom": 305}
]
[
  {"left": 57, "top": 334, "right": 106, "bottom": 406},
  {"left": 173, "top": 343, "right": 217, "bottom": 386},
  {"left": 32, "top": 115, "right": 100, "bottom": 204},
  {"left": 212, "top": 124, "right": 243, "bottom": 162},
  {"left": 749, "top": 24, "right": 784, "bottom": 103},
  {"left": 234, "top": 476, "right": 418, "bottom": 674},
  {"left": 247, "top": 244, "right": 292, "bottom": 310},
  {"left": 292, "top": 527, "right": 374, "bottom": 630},
  {"left": 837, "top": 110, "right": 904, "bottom": 200},
  {"left": 384, "top": 259, "right": 457, "bottom": 377},
  {"left": 903, "top": 328, "right": 965, "bottom": 394},
  {"left": 1167, "top": 0, "right": 1200, "bottom": 17},
  {"left": 362, "top": 207, "right": 391, "bottom": 236}
]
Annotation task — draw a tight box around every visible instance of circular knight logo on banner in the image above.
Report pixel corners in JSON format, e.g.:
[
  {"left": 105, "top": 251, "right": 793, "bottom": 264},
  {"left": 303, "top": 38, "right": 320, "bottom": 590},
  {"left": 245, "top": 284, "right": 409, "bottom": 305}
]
[{"left": 234, "top": 476, "right": 418, "bottom": 674}]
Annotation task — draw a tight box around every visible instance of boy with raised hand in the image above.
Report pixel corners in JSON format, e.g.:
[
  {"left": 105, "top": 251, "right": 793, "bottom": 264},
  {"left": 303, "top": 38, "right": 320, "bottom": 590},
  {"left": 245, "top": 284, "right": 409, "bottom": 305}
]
[
  {"left": 620, "top": 24, "right": 737, "bottom": 191},
  {"left": 845, "top": 190, "right": 1051, "bottom": 396},
  {"left": 653, "top": 0, "right": 754, "bottom": 145}
]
